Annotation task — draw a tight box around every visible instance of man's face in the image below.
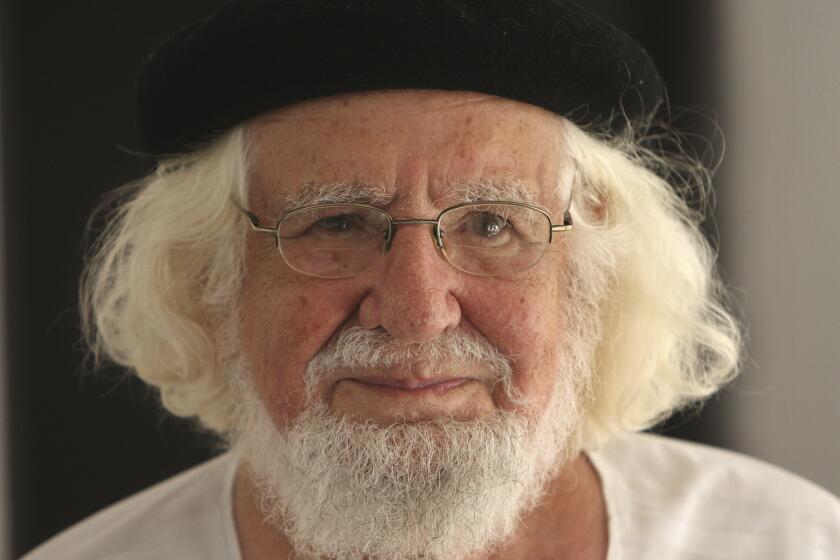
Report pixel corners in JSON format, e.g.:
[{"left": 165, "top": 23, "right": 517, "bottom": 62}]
[{"left": 240, "top": 90, "right": 573, "bottom": 428}]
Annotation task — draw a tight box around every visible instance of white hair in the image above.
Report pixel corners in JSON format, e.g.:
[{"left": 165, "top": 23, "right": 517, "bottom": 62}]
[
  {"left": 80, "top": 117, "right": 742, "bottom": 446},
  {"left": 561, "top": 123, "right": 742, "bottom": 447},
  {"left": 80, "top": 128, "right": 251, "bottom": 432}
]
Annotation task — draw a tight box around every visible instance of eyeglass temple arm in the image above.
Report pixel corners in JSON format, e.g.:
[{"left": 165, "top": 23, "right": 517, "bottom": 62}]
[
  {"left": 551, "top": 212, "right": 573, "bottom": 233},
  {"left": 551, "top": 196, "right": 574, "bottom": 233},
  {"left": 232, "top": 201, "right": 277, "bottom": 236}
]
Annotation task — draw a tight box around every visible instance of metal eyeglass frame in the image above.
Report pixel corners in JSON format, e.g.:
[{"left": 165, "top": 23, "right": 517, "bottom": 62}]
[{"left": 236, "top": 200, "right": 574, "bottom": 277}]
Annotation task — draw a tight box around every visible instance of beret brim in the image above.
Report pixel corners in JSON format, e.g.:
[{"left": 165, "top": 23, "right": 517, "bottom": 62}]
[{"left": 137, "top": 0, "right": 664, "bottom": 157}]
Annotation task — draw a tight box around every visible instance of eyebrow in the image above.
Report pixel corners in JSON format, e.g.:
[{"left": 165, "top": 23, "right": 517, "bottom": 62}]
[
  {"left": 448, "top": 177, "right": 537, "bottom": 206},
  {"left": 273, "top": 181, "right": 394, "bottom": 214}
]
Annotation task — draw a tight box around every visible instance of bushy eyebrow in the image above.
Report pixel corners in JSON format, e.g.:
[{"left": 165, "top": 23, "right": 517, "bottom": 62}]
[
  {"left": 273, "top": 181, "right": 394, "bottom": 214},
  {"left": 448, "top": 177, "right": 537, "bottom": 206}
]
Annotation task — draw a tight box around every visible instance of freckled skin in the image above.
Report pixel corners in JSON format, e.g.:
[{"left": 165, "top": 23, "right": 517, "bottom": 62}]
[{"left": 241, "top": 90, "right": 572, "bottom": 427}]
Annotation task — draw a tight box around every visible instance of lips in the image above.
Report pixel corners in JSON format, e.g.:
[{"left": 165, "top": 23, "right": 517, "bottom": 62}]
[{"left": 345, "top": 376, "right": 472, "bottom": 395}]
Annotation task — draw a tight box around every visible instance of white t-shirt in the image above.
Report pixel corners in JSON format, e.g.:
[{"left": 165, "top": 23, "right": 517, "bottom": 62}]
[{"left": 23, "top": 433, "right": 840, "bottom": 559}]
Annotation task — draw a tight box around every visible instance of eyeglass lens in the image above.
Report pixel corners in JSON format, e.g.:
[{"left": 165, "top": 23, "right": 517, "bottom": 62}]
[{"left": 276, "top": 203, "right": 552, "bottom": 278}]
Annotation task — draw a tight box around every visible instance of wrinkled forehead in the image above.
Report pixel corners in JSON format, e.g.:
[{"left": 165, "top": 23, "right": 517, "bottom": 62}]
[{"left": 245, "top": 90, "right": 572, "bottom": 212}]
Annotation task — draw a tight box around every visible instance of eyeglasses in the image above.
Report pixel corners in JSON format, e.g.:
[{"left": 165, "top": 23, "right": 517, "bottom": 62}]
[{"left": 238, "top": 201, "right": 573, "bottom": 278}]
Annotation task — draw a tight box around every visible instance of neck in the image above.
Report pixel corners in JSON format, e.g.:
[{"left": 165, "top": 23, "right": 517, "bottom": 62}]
[{"left": 232, "top": 452, "right": 608, "bottom": 560}]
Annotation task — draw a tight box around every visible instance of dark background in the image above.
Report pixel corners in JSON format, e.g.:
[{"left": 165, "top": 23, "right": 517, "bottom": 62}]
[{"left": 2, "top": 2, "right": 726, "bottom": 557}]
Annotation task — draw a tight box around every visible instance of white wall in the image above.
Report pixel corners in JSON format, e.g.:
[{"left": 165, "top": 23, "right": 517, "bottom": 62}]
[{"left": 716, "top": 0, "right": 840, "bottom": 494}]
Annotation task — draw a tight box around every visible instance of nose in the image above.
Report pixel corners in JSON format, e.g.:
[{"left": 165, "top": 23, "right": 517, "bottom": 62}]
[{"left": 356, "top": 222, "right": 462, "bottom": 343}]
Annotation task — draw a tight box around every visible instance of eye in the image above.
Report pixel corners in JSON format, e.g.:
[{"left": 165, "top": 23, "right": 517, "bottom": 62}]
[
  {"left": 315, "top": 213, "right": 362, "bottom": 233},
  {"left": 468, "top": 212, "right": 509, "bottom": 238}
]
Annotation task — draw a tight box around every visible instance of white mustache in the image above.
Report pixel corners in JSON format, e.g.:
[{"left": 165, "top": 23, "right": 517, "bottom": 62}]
[{"left": 304, "top": 326, "right": 513, "bottom": 387}]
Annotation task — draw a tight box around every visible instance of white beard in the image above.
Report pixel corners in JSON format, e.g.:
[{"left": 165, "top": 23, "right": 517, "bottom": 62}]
[{"left": 226, "top": 321, "right": 594, "bottom": 560}]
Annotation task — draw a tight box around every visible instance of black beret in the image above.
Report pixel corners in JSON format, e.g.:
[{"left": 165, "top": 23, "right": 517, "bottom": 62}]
[{"left": 137, "top": 0, "right": 664, "bottom": 157}]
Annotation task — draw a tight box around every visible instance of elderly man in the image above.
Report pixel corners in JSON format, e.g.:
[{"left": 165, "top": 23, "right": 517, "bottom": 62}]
[{"left": 25, "top": 1, "right": 840, "bottom": 559}]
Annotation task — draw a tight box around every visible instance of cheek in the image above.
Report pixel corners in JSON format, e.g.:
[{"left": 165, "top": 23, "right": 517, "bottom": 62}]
[
  {"left": 239, "top": 246, "right": 359, "bottom": 422},
  {"left": 464, "top": 276, "right": 566, "bottom": 416}
]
